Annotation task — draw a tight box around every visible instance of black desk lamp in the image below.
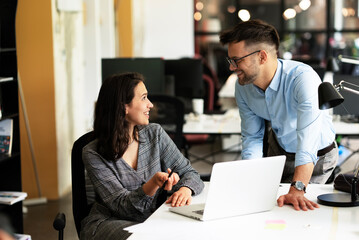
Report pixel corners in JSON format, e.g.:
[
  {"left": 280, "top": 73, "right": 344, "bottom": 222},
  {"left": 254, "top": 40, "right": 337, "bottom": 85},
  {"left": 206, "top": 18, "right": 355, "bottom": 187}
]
[{"left": 317, "top": 79, "right": 359, "bottom": 207}]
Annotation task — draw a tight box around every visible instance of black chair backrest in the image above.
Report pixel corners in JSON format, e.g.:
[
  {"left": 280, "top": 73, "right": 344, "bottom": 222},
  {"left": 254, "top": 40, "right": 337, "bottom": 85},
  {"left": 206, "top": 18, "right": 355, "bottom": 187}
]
[
  {"left": 71, "top": 131, "right": 95, "bottom": 237},
  {"left": 149, "top": 95, "right": 185, "bottom": 150}
]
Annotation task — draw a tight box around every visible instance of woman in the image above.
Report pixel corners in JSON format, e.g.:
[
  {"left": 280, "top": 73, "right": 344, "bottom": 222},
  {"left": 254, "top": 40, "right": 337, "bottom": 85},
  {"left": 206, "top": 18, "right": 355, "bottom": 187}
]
[{"left": 80, "top": 72, "right": 204, "bottom": 239}]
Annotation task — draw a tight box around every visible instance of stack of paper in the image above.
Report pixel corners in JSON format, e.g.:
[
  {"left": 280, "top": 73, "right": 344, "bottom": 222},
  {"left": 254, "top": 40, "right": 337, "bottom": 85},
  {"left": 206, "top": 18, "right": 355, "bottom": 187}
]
[
  {"left": 0, "top": 191, "right": 27, "bottom": 205},
  {"left": 14, "top": 233, "right": 32, "bottom": 240}
]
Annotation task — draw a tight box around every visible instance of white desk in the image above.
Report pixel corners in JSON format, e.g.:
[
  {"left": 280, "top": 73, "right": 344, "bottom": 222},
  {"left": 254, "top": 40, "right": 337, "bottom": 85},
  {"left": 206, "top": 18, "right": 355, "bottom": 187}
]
[
  {"left": 126, "top": 183, "right": 359, "bottom": 240},
  {"left": 333, "top": 120, "right": 359, "bottom": 135},
  {"left": 182, "top": 110, "right": 242, "bottom": 163}
]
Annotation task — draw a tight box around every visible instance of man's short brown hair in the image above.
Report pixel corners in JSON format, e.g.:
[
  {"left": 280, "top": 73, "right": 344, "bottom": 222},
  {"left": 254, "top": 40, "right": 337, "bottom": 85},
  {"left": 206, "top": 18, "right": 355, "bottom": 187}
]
[{"left": 219, "top": 19, "right": 280, "bottom": 51}]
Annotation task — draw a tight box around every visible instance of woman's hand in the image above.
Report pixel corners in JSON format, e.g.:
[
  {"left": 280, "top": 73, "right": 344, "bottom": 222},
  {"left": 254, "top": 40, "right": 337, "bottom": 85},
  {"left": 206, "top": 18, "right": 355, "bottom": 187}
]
[
  {"left": 166, "top": 187, "right": 192, "bottom": 207},
  {"left": 143, "top": 168, "right": 179, "bottom": 196},
  {"left": 152, "top": 168, "right": 179, "bottom": 189},
  {"left": 162, "top": 168, "right": 179, "bottom": 191},
  {"left": 151, "top": 171, "right": 169, "bottom": 188}
]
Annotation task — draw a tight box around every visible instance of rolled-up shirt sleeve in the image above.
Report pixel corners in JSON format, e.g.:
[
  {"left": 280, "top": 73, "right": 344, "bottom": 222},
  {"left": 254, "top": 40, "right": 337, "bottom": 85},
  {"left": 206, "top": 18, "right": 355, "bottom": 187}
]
[{"left": 294, "top": 72, "right": 323, "bottom": 167}]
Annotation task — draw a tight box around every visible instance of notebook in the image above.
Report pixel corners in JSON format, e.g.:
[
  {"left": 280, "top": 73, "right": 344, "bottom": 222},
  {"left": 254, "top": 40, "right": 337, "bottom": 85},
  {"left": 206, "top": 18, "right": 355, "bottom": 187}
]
[{"left": 169, "top": 155, "right": 286, "bottom": 221}]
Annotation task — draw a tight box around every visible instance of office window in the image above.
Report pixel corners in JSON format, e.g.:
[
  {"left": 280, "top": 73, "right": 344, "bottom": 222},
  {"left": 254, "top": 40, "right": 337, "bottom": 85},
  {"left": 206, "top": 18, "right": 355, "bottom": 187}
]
[
  {"left": 195, "top": 0, "right": 359, "bottom": 84},
  {"left": 234, "top": 0, "right": 281, "bottom": 30},
  {"left": 329, "top": 0, "right": 359, "bottom": 30},
  {"left": 281, "top": 32, "right": 327, "bottom": 63},
  {"left": 284, "top": 0, "right": 326, "bottom": 31},
  {"left": 195, "top": 0, "right": 281, "bottom": 34},
  {"left": 330, "top": 32, "right": 359, "bottom": 56}
]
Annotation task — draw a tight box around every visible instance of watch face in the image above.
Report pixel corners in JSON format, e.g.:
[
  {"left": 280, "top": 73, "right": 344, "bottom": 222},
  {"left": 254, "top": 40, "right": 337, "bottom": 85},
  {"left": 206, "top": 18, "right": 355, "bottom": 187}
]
[{"left": 295, "top": 181, "right": 304, "bottom": 190}]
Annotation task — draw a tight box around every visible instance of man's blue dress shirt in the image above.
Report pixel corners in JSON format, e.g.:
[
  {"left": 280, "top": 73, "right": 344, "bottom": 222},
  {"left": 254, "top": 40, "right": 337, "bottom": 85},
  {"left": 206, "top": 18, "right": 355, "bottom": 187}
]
[{"left": 235, "top": 59, "right": 335, "bottom": 167}]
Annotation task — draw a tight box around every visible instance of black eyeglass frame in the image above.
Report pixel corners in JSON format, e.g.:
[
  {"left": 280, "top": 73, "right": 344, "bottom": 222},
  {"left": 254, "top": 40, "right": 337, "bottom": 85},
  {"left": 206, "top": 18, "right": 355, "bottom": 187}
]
[{"left": 226, "top": 50, "right": 261, "bottom": 69}]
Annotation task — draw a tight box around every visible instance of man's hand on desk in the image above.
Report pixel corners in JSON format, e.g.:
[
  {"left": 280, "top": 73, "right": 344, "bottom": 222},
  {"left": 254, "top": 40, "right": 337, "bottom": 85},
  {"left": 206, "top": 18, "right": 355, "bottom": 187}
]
[
  {"left": 277, "top": 190, "right": 319, "bottom": 211},
  {"left": 166, "top": 187, "right": 192, "bottom": 207}
]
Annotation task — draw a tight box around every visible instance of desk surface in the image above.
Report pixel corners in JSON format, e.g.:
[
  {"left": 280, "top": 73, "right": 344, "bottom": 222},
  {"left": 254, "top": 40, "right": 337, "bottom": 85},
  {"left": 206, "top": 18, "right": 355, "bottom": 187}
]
[
  {"left": 183, "top": 109, "right": 241, "bottom": 134},
  {"left": 183, "top": 109, "right": 359, "bottom": 135},
  {"left": 333, "top": 120, "right": 359, "bottom": 135},
  {"left": 126, "top": 183, "right": 359, "bottom": 240}
]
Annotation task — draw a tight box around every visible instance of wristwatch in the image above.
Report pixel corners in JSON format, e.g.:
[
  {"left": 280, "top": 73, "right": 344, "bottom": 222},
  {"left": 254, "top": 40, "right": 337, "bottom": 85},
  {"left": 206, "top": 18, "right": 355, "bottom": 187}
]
[{"left": 291, "top": 181, "right": 306, "bottom": 193}]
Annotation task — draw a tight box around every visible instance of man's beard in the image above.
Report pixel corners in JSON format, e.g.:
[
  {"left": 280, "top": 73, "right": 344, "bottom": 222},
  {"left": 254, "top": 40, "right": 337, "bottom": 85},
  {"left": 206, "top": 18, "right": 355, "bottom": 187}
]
[{"left": 237, "top": 70, "right": 257, "bottom": 85}]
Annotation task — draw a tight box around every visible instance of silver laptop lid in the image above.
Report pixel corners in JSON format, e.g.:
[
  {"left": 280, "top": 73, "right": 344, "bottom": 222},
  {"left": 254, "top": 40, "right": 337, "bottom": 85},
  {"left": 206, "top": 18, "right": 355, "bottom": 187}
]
[{"left": 202, "top": 155, "right": 286, "bottom": 221}]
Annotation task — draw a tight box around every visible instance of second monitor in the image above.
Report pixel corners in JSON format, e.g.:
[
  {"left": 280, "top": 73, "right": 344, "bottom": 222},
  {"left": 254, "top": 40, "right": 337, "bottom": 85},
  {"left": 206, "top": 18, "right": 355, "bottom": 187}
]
[
  {"left": 102, "top": 58, "right": 165, "bottom": 95},
  {"left": 164, "top": 58, "right": 204, "bottom": 99}
]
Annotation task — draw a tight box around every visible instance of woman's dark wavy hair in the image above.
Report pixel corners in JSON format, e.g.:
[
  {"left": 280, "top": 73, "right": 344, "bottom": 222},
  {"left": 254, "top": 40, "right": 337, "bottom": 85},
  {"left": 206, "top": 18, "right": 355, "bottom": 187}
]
[
  {"left": 219, "top": 19, "right": 280, "bottom": 51},
  {"left": 94, "top": 72, "right": 144, "bottom": 160}
]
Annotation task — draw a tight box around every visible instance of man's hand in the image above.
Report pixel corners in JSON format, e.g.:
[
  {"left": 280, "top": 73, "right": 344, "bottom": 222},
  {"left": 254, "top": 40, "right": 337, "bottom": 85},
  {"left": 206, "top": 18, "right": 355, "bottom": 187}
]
[
  {"left": 278, "top": 163, "right": 319, "bottom": 210},
  {"left": 277, "top": 189, "right": 319, "bottom": 211}
]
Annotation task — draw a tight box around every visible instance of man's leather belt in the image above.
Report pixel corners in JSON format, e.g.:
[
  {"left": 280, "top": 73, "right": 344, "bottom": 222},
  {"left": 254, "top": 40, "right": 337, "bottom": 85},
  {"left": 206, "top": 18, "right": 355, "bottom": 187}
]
[
  {"left": 317, "top": 142, "right": 336, "bottom": 157},
  {"left": 285, "top": 142, "right": 336, "bottom": 157}
]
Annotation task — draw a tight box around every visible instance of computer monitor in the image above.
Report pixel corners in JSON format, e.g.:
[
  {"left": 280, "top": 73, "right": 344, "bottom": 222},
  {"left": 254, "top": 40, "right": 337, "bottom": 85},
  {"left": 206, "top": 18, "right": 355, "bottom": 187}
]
[
  {"left": 101, "top": 58, "right": 165, "bottom": 94},
  {"left": 333, "top": 74, "right": 359, "bottom": 121},
  {"left": 164, "top": 58, "right": 204, "bottom": 99}
]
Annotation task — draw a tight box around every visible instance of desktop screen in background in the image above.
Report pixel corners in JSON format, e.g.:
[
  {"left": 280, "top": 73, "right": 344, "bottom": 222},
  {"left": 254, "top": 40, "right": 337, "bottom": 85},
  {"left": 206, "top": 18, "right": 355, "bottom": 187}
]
[
  {"left": 164, "top": 58, "right": 204, "bottom": 113},
  {"left": 164, "top": 58, "right": 204, "bottom": 99},
  {"left": 101, "top": 58, "right": 165, "bottom": 95}
]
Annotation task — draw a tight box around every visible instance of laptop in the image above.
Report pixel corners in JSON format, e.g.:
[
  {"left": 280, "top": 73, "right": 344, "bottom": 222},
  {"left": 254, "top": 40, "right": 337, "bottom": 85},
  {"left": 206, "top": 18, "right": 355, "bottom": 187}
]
[{"left": 169, "top": 155, "right": 286, "bottom": 221}]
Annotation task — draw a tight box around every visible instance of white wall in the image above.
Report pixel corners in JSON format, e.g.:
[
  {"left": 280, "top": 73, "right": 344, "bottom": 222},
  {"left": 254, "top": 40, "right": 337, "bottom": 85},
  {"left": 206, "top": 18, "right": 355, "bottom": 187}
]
[
  {"left": 83, "top": 0, "right": 102, "bottom": 132},
  {"left": 52, "top": 3, "right": 85, "bottom": 196},
  {"left": 83, "top": 0, "right": 116, "bottom": 133},
  {"left": 52, "top": 0, "right": 116, "bottom": 197},
  {"left": 132, "top": 0, "right": 194, "bottom": 59}
]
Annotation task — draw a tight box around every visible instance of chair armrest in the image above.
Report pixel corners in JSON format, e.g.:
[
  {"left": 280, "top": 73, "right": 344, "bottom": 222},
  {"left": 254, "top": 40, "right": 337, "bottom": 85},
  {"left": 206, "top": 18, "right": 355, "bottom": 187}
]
[{"left": 53, "top": 212, "right": 66, "bottom": 231}]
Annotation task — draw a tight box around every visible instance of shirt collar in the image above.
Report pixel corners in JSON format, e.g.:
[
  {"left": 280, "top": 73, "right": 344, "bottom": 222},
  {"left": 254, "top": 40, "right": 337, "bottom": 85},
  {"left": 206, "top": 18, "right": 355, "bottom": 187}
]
[{"left": 267, "top": 59, "right": 282, "bottom": 92}]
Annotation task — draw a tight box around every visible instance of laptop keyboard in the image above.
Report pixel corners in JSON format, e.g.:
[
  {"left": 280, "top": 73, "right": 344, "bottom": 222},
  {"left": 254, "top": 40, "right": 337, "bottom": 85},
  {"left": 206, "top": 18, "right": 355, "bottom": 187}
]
[{"left": 193, "top": 209, "right": 204, "bottom": 215}]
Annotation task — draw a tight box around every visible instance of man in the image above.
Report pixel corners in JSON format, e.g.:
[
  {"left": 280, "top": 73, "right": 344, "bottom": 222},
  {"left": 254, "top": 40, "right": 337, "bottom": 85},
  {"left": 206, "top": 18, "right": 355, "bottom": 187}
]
[{"left": 219, "top": 19, "right": 338, "bottom": 211}]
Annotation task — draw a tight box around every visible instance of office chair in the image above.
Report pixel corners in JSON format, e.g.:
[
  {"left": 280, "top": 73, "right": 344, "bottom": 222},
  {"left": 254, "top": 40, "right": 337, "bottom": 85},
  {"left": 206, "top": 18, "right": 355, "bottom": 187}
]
[
  {"left": 52, "top": 132, "right": 95, "bottom": 238},
  {"left": 53, "top": 212, "right": 66, "bottom": 240},
  {"left": 202, "top": 74, "right": 215, "bottom": 111},
  {"left": 149, "top": 94, "right": 185, "bottom": 151},
  {"left": 196, "top": 54, "right": 221, "bottom": 111},
  {"left": 71, "top": 131, "right": 95, "bottom": 237}
]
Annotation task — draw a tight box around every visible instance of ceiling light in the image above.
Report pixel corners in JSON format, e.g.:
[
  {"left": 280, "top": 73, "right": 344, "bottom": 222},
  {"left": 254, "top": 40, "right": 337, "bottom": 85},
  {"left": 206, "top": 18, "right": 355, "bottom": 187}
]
[
  {"left": 299, "top": 0, "right": 311, "bottom": 11},
  {"left": 238, "top": 9, "right": 250, "bottom": 22},
  {"left": 283, "top": 8, "right": 296, "bottom": 20}
]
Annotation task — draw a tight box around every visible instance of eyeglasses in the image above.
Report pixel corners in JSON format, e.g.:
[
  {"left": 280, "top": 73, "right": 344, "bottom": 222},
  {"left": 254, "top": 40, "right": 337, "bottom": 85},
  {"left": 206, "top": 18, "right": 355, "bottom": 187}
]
[{"left": 226, "top": 50, "right": 261, "bottom": 69}]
